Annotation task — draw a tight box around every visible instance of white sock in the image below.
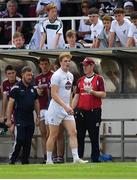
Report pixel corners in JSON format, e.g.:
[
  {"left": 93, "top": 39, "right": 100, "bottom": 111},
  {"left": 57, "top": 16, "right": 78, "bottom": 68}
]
[
  {"left": 72, "top": 148, "right": 79, "bottom": 161},
  {"left": 47, "top": 151, "right": 53, "bottom": 162}
]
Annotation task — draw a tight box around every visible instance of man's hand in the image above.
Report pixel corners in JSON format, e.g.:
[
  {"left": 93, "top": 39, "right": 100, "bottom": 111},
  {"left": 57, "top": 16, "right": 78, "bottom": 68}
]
[
  {"left": 37, "top": 88, "right": 44, "bottom": 96},
  {"left": 84, "top": 84, "right": 93, "bottom": 94},
  {"left": 6, "top": 119, "right": 12, "bottom": 128},
  {"left": 36, "top": 117, "right": 40, "bottom": 127},
  {"left": 64, "top": 106, "right": 74, "bottom": 115}
]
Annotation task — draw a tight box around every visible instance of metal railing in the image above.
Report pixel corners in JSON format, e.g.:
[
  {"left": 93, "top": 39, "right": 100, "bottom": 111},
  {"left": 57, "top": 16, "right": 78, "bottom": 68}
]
[
  {"left": 65, "top": 119, "right": 137, "bottom": 162},
  {"left": 0, "top": 16, "right": 88, "bottom": 48},
  {"left": 0, "top": 118, "right": 137, "bottom": 161}
]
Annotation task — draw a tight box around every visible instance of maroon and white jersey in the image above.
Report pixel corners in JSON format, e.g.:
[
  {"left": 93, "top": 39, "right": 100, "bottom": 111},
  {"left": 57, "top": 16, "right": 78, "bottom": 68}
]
[
  {"left": 2, "top": 77, "right": 20, "bottom": 98},
  {"left": 35, "top": 71, "right": 53, "bottom": 110}
]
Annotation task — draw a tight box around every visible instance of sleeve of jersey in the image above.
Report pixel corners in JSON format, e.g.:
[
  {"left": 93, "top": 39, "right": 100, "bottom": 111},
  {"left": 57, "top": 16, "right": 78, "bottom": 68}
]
[
  {"left": 98, "top": 76, "right": 105, "bottom": 92},
  {"left": 1, "top": 82, "right": 7, "bottom": 95},
  {"left": 56, "top": 20, "right": 63, "bottom": 34},
  {"left": 9, "top": 86, "right": 18, "bottom": 99},
  {"left": 98, "top": 29, "right": 104, "bottom": 40},
  {"left": 128, "top": 24, "right": 134, "bottom": 38},
  {"left": 110, "top": 21, "right": 115, "bottom": 33},
  {"left": 40, "top": 21, "right": 46, "bottom": 33},
  {"left": 51, "top": 73, "right": 60, "bottom": 86}
]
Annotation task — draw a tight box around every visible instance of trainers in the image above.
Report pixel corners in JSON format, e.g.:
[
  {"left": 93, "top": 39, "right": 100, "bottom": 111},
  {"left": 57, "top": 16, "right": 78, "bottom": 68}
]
[
  {"left": 57, "top": 157, "right": 64, "bottom": 163},
  {"left": 73, "top": 158, "right": 88, "bottom": 164}
]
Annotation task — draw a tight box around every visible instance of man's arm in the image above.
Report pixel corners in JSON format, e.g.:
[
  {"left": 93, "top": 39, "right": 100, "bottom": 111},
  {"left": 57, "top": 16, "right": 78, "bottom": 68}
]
[
  {"left": 126, "top": 37, "right": 134, "bottom": 47},
  {"left": 1, "top": 93, "right": 8, "bottom": 122},
  {"left": 51, "top": 84, "right": 73, "bottom": 115},
  {"left": 90, "top": 90, "right": 106, "bottom": 98},
  {"left": 71, "top": 94, "right": 79, "bottom": 109},
  {"left": 109, "top": 32, "right": 115, "bottom": 47},
  {"left": 40, "top": 32, "right": 46, "bottom": 49},
  {"left": 6, "top": 97, "right": 14, "bottom": 127},
  {"left": 34, "top": 99, "right": 40, "bottom": 126},
  {"left": 0, "top": 85, "right": 8, "bottom": 122},
  {"left": 95, "top": 38, "right": 100, "bottom": 48}
]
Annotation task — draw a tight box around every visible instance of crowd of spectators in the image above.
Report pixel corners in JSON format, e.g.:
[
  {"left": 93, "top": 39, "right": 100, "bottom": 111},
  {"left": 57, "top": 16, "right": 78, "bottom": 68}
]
[{"left": 0, "top": 0, "right": 137, "bottom": 48}]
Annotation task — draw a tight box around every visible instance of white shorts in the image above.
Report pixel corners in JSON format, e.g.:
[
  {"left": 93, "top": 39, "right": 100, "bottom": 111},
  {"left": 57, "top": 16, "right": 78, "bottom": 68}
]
[
  {"left": 40, "top": 109, "right": 48, "bottom": 125},
  {"left": 47, "top": 106, "right": 75, "bottom": 126}
]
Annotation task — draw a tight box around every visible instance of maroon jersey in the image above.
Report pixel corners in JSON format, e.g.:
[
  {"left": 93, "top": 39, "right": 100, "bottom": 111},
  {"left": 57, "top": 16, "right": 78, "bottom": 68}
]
[
  {"left": 35, "top": 71, "right": 53, "bottom": 110},
  {"left": 2, "top": 77, "right": 20, "bottom": 98},
  {"left": 76, "top": 74, "right": 105, "bottom": 110}
]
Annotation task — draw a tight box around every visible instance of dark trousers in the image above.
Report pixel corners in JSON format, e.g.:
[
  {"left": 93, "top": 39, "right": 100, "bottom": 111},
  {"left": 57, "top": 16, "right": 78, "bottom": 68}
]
[
  {"left": 10, "top": 124, "right": 34, "bottom": 164},
  {"left": 75, "top": 108, "right": 101, "bottom": 162}
]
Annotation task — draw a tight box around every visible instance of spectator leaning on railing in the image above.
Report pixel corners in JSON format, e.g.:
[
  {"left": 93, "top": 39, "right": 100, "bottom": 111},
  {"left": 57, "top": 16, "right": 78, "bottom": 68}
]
[
  {"left": 11, "top": 32, "right": 26, "bottom": 49},
  {"left": 0, "top": 0, "right": 23, "bottom": 45},
  {"left": 65, "top": 29, "right": 84, "bottom": 49},
  {"left": 127, "top": 11, "right": 137, "bottom": 47},
  {"left": 95, "top": 15, "right": 115, "bottom": 48},
  {"left": 77, "top": 0, "right": 92, "bottom": 43},
  {"left": 40, "top": 3, "right": 65, "bottom": 49},
  {"left": 88, "top": 7, "right": 103, "bottom": 48},
  {"left": 109, "top": 8, "right": 132, "bottom": 48}
]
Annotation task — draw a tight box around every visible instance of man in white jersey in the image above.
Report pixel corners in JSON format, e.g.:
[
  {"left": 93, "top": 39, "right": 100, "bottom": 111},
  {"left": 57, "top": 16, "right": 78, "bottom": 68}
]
[
  {"left": 29, "top": 1, "right": 50, "bottom": 50},
  {"left": 46, "top": 52, "right": 88, "bottom": 164},
  {"left": 109, "top": 8, "right": 131, "bottom": 47},
  {"left": 40, "top": 3, "right": 65, "bottom": 49},
  {"left": 88, "top": 8, "right": 103, "bottom": 48},
  {"left": 127, "top": 12, "right": 137, "bottom": 47}
]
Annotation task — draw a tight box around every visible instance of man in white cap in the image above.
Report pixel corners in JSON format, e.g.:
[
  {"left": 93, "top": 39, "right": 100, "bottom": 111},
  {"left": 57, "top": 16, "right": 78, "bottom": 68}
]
[{"left": 123, "top": 1, "right": 134, "bottom": 15}]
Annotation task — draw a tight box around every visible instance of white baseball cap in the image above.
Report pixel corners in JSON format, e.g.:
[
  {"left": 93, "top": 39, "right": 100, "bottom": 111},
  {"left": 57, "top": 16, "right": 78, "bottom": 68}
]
[{"left": 124, "top": 1, "right": 134, "bottom": 8}]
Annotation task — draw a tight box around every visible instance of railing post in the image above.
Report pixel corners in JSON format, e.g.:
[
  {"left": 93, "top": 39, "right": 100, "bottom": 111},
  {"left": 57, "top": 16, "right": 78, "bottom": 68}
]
[
  {"left": 11, "top": 20, "right": 16, "bottom": 46},
  {"left": 121, "top": 120, "right": 125, "bottom": 161},
  {"left": 71, "top": 19, "right": 76, "bottom": 30}
]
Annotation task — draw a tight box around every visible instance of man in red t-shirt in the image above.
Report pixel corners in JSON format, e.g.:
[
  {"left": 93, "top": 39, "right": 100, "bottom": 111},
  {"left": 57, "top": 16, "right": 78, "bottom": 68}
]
[
  {"left": 35, "top": 56, "right": 53, "bottom": 163},
  {"left": 0, "top": 65, "right": 20, "bottom": 133},
  {"left": 72, "top": 57, "right": 106, "bottom": 162}
]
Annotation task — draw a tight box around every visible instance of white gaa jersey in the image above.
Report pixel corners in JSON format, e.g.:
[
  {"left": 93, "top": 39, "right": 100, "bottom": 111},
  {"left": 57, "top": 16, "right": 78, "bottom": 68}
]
[
  {"left": 90, "top": 19, "right": 103, "bottom": 41},
  {"left": 128, "top": 23, "right": 137, "bottom": 47},
  {"left": 48, "top": 68, "right": 73, "bottom": 109},
  {"left": 110, "top": 18, "right": 131, "bottom": 47},
  {"left": 40, "top": 17, "right": 65, "bottom": 49}
]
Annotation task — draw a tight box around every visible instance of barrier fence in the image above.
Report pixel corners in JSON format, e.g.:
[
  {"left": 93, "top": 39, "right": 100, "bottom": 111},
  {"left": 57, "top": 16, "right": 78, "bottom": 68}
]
[
  {"left": 0, "top": 16, "right": 88, "bottom": 48},
  {"left": 0, "top": 119, "right": 137, "bottom": 161}
]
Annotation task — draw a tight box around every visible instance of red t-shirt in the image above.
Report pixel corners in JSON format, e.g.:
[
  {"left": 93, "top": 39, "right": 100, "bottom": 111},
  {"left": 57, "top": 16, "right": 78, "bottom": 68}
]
[
  {"left": 35, "top": 71, "right": 53, "bottom": 110},
  {"left": 75, "top": 74, "right": 105, "bottom": 110}
]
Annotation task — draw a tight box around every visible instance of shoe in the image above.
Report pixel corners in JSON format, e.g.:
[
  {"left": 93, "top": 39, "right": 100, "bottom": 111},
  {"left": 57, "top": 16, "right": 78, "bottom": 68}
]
[
  {"left": 46, "top": 161, "right": 54, "bottom": 164},
  {"left": 52, "top": 156, "right": 58, "bottom": 163},
  {"left": 73, "top": 158, "right": 88, "bottom": 164},
  {"left": 57, "top": 157, "right": 64, "bottom": 163}
]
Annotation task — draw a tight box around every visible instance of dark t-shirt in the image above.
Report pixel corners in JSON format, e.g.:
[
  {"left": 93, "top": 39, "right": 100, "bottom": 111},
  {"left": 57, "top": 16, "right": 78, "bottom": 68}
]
[{"left": 9, "top": 81, "right": 38, "bottom": 126}]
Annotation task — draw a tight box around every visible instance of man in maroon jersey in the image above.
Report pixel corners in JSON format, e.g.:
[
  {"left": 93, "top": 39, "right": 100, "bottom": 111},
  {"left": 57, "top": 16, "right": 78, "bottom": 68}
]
[
  {"left": 35, "top": 56, "right": 53, "bottom": 163},
  {"left": 72, "top": 57, "right": 106, "bottom": 162},
  {"left": 0, "top": 65, "right": 20, "bottom": 133}
]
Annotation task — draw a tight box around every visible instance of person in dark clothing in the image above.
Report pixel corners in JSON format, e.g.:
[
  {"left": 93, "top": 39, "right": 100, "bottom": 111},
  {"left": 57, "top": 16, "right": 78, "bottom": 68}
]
[
  {"left": 6, "top": 66, "right": 40, "bottom": 164},
  {"left": 72, "top": 57, "right": 106, "bottom": 162}
]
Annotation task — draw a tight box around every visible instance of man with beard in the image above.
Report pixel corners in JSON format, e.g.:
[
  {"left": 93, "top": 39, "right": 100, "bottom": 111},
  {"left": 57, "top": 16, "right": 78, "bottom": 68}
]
[{"left": 6, "top": 66, "right": 40, "bottom": 164}]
